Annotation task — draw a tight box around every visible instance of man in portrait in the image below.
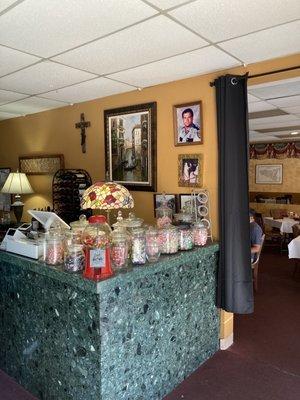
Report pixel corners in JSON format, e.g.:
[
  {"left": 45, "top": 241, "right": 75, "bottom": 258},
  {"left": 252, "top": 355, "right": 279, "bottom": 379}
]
[{"left": 178, "top": 108, "right": 200, "bottom": 143}]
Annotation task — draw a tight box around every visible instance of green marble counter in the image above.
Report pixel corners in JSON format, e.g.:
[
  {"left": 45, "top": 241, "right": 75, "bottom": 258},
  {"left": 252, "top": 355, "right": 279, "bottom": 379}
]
[{"left": 0, "top": 244, "right": 219, "bottom": 400}]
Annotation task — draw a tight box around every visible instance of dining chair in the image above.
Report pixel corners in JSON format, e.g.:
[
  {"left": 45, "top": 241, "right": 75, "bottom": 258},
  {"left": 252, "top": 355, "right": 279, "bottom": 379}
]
[{"left": 252, "top": 234, "right": 265, "bottom": 292}]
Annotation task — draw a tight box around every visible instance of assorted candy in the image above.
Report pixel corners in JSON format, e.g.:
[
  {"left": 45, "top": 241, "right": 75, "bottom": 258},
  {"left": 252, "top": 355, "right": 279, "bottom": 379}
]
[
  {"left": 64, "top": 245, "right": 85, "bottom": 272},
  {"left": 158, "top": 226, "right": 179, "bottom": 254},
  {"left": 131, "top": 230, "right": 146, "bottom": 265},
  {"left": 178, "top": 226, "right": 194, "bottom": 251}
]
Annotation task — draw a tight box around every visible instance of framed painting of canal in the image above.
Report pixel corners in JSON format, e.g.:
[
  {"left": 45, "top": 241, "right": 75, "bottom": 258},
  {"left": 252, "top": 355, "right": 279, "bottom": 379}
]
[{"left": 104, "top": 102, "right": 157, "bottom": 192}]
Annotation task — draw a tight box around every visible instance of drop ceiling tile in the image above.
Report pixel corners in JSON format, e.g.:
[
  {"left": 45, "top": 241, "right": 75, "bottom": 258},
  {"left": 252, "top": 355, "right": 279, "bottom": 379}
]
[
  {"left": 53, "top": 15, "right": 208, "bottom": 75},
  {"left": 249, "top": 119, "right": 300, "bottom": 130},
  {"left": 248, "top": 94, "right": 261, "bottom": 103},
  {"left": 0, "top": 89, "right": 28, "bottom": 105},
  {"left": 248, "top": 79, "right": 300, "bottom": 99},
  {"left": 0, "top": 111, "right": 21, "bottom": 121},
  {"left": 0, "top": 45, "right": 40, "bottom": 77},
  {"left": 268, "top": 94, "right": 300, "bottom": 108},
  {"left": 107, "top": 46, "right": 240, "bottom": 88},
  {"left": 146, "top": 0, "right": 189, "bottom": 9},
  {"left": 0, "top": 0, "right": 19, "bottom": 13},
  {"left": 0, "top": 61, "right": 96, "bottom": 95},
  {"left": 219, "top": 21, "right": 300, "bottom": 64},
  {"left": 169, "top": 0, "right": 300, "bottom": 42},
  {"left": 250, "top": 114, "right": 300, "bottom": 126},
  {"left": 0, "top": 97, "right": 67, "bottom": 115},
  {"left": 41, "top": 78, "right": 134, "bottom": 103},
  {"left": 282, "top": 105, "right": 300, "bottom": 115},
  {"left": 250, "top": 134, "right": 278, "bottom": 142},
  {"left": 248, "top": 101, "right": 277, "bottom": 113},
  {"left": 0, "top": 0, "right": 157, "bottom": 57}
]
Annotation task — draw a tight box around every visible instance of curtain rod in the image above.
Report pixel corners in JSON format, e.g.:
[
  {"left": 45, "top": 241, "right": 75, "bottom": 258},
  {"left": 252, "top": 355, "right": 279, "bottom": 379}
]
[{"left": 209, "top": 65, "right": 300, "bottom": 87}]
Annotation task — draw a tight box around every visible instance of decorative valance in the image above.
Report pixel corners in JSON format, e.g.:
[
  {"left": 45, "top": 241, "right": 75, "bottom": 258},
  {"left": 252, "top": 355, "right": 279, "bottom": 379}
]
[{"left": 249, "top": 142, "right": 300, "bottom": 159}]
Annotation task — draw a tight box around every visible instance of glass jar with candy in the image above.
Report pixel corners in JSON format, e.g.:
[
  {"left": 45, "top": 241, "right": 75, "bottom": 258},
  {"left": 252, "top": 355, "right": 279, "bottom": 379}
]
[
  {"left": 158, "top": 224, "right": 179, "bottom": 254},
  {"left": 131, "top": 227, "right": 146, "bottom": 265},
  {"left": 44, "top": 226, "right": 64, "bottom": 266},
  {"left": 178, "top": 224, "right": 194, "bottom": 251},
  {"left": 64, "top": 243, "right": 85, "bottom": 273},
  {"left": 69, "top": 214, "right": 89, "bottom": 244},
  {"left": 155, "top": 195, "right": 173, "bottom": 228},
  {"left": 110, "top": 229, "right": 129, "bottom": 270},
  {"left": 145, "top": 226, "right": 160, "bottom": 263},
  {"left": 82, "top": 215, "right": 113, "bottom": 280},
  {"left": 192, "top": 221, "right": 208, "bottom": 246}
]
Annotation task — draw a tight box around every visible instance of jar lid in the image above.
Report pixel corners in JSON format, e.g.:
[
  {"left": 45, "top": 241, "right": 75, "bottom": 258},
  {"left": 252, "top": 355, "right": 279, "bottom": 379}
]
[
  {"left": 178, "top": 224, "right": 191, "bottom": 231},
  {"left": 174, "top": 212, "right": 193, "bottom": 221},
  {"left": 122, "top": 212, "right": 143, "bottom": 228},
  {"left": 70, "top": 215, "right": 88, "bottom": 229},
  {"left": 193, "top": 220, "right": 205, "bottom": 228},
  {"left": 159, "top": 224, "right": 177, "bottom": 231},
  {"left": 131, "top": 227, "right": 145, "bottom": 235},
  {"left": 89, "top": 215, "right": 107, "bottom": 224}
]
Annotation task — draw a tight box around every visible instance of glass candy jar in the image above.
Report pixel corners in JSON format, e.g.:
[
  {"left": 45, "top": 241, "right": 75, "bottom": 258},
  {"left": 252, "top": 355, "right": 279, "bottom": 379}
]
[
  {"left": 70, "top": 214, "right": 89, "bottom": 244},
  {"left": 121, "top": 212, "right": 144, "bottom": 235},
  {"left": 131, "top": 228, "right": 146, "bottom": 265},
  {"left": 173, "top": 211, "right": 193, "bottom": 226},
  {"left": 64, "top": 243, "right": 85, "bottom": 273},
  {"left": 145, "top": 227, "right": 160, "bottom": 263},
  {"left": 82, "top": 215, "right": 113, "bottom": 280},
  {"left": 44, "top": 227, "right": 64, "bottom": 266},
  {"left": 158, "top": 224, "right": 179, "bottom": 254},
  {"left": 110, "top": 229, "right": 129, "bottom": 270},
  {"left": 193, "top": 221, "right": 208, "bottom": 246},
  {"left": 178, "top": 225, "right": 194, "bottom": 251},
  {"left": 155, "top": 197, "right": 173, "bottom": 228}
]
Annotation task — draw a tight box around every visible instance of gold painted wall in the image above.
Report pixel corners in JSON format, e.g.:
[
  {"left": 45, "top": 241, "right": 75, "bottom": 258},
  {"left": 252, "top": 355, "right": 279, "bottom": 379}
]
[{"left": 1, "top": 54, "right": 299, "bottom": 231}]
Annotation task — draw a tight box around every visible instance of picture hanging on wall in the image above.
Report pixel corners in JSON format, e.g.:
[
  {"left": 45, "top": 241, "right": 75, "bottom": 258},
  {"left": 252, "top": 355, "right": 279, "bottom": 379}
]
[
  {"left": 173, "top": 101, "right": 203, "bottom": 146},
  {"left": 255, "top": 164, "right": 283, "bottom": 184},
  {"left": 104, "top": 102, "right": 157, "bottom": 192},
  {"left": 153, "top": 193, "right": 178, "bottom": 216},
  {"left": 178, "top": 154, "right": 203, "bottom": 188}
]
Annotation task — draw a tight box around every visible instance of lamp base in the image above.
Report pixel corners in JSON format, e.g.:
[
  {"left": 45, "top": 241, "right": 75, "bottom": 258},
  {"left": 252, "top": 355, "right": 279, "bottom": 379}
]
[{"left": 12, "top": 204, "right": 24, "bottom": 224}]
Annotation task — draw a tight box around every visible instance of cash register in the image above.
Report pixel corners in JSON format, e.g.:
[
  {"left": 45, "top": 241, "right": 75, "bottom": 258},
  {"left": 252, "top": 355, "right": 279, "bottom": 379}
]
[{"left": 0, "top": 210, "right": 69, "bottom": 259}]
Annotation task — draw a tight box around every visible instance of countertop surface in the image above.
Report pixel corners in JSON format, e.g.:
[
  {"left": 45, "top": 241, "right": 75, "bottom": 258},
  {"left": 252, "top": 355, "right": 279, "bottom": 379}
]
[{"left": 0, "top": 242, "right": 219, "bottom": 294}]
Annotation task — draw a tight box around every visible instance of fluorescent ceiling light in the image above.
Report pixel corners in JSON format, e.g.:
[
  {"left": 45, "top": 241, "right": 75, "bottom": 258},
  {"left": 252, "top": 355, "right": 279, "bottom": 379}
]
[{"left": 290, "top": 131, "right": 299, "bottom": 135}]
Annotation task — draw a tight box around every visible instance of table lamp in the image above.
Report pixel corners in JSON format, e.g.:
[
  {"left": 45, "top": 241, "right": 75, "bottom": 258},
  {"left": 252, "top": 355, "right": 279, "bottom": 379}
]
[
  {"left": 1, "top": 171, "right": 34, "bottom": 223},
  {"left": 81, "top": 181, "right": 134, "bottom": 224}
]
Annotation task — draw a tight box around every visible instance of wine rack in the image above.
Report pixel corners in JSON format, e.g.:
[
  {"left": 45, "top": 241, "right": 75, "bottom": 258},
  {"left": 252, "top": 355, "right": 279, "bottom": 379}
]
[{"left": 52, "top": 169, "right": 92, "bottom": 224}]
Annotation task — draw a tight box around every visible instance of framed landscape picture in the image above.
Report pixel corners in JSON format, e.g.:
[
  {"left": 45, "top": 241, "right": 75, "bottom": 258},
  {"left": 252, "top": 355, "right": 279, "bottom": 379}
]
[
  {"left": 104, "top": 102, "right": 157, "bottom": 192},
  {"left": 255, "top": 164, "right": 283, "bottom": 184},
  {"left": 173, "top": 101, "right": 203, "bottom": 146},
  {"left": 178, "top": 154, "right": 203, "bottom": 188}
]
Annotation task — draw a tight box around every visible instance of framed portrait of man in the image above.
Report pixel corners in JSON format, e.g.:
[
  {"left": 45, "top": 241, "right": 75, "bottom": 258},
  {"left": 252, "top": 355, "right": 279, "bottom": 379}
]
[{"left": 173, "top": 101, "right": 203, "bottom": 146}]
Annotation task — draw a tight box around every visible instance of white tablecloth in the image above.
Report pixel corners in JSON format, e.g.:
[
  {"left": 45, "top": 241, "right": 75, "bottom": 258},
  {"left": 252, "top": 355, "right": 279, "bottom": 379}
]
[
  {"left": 288, "top": 236, "right": 300, "bottom": 259},
  {"left": 264, "top": 217, "right": 299, "bottom": 234}
]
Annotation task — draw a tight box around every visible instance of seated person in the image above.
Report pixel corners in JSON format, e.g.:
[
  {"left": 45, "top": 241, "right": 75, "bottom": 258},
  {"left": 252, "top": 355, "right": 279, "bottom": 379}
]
[{"left": 250, "top": 209, "right": 263, "bottom": 263}]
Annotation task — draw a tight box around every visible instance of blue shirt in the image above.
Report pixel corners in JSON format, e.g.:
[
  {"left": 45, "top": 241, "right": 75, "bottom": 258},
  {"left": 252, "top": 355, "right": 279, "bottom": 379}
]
[{"left": 250, "top": 221, "right": 263, "bottom": 262}]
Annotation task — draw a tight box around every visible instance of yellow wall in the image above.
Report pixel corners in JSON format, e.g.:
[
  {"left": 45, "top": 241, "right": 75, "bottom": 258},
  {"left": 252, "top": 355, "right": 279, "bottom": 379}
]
[{"left": 1, "top": 53, "right": 299, "bottom": 230}]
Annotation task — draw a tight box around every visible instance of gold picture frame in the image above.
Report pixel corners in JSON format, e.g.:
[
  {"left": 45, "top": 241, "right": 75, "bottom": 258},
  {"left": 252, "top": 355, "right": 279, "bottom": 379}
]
[
  {"left": 178, "top": 154, "right": 203, "bottom": 188},
  {"left": 19, "top": 154, "right": 64, "bottom": 175},
  {"left": 173, "top": 101, "right": 203, "bottom": 146}
]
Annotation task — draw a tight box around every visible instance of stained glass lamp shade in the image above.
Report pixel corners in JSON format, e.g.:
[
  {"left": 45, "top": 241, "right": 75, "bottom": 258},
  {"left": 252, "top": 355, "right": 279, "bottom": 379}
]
[{"left": 81, "top": 182, "right": 134, "bottom": 222}]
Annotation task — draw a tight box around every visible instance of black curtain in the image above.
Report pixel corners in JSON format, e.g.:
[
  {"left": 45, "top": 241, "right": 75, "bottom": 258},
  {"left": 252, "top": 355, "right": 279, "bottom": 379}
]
[{"left": 215, "top": 74, "right": 253, "bottom": 314}]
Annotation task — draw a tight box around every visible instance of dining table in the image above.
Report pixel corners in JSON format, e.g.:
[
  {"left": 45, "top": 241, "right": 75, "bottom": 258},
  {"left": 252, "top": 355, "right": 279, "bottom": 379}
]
[
  {"left": 263, "top": 217, "right": 299, "bottom": 234},
  {"left": 288, "top": 235, "right": 300, "bottom": 259}
]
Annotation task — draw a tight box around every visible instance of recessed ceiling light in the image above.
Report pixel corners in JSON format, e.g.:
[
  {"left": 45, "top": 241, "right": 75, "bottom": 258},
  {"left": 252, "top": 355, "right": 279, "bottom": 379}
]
[{"left": 290, "top": 131, "right": 299, "bottom": 135}]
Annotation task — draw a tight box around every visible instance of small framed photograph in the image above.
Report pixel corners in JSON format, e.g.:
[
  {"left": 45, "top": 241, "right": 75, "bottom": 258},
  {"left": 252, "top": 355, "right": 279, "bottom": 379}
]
[
  {"left": 173, "top": 101, "right": 202, "bottom": 146},
  {"left": 255, "top": 164, "right": 283, "bottom": 184},
  {"left": 178, "top": 154, "right": 203, "bottom": 188},
  {"left": 0, "top": 168, "right": 11, "bottom": 211},
  {"left": 153, "top": 193, "right": 178, "bottom": 215}
]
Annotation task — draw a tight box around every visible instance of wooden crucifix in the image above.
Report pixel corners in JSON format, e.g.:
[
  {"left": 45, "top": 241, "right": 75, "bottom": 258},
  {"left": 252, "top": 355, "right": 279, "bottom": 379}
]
[{"left": 75, "top": 113, "right": 91, "bottom": 153}]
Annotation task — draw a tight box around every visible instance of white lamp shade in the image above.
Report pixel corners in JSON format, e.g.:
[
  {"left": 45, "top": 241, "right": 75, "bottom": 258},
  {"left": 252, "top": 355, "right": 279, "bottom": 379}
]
[{"left": 1, "top": 172, "right": 33, "bottom": 194}]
